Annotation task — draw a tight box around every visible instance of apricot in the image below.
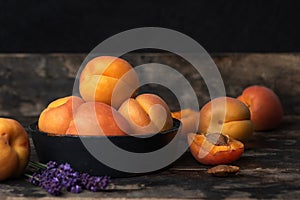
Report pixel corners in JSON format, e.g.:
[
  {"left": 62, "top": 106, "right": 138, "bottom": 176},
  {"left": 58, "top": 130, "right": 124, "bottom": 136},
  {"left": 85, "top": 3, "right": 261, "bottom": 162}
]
[
  {"left": 0, "top": 118, "right": 30, "bottom": 181},
  {"left": 66, "top": 102, "right": 131, "bottom": 136},
  {"left": 118, "top": 93, "right": 173, "bottom": 135},
  {"left": 171, "top": 109, "right": 199, "bottom": 135},
  {"left": 188, "top": 133, "right": 244, "bottom": 165},
  {"left": 79, "top": 56, "right": 139, "bottom": 108},
  {"left": 199, "top": 97, "right": 253, "bottom": 142},
  {"left": 38, "top": 96, "right": 84, "bottom": 134},
  {"left": 237, "top": 85, "right": 283, "bottom": 131}
]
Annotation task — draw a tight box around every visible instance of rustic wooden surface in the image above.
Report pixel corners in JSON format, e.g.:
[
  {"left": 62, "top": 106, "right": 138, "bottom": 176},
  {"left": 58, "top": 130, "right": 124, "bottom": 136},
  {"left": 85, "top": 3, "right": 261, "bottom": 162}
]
[
  {"left": 0, "top": 53, "right": 299, "bottom": 118},
  {"left": 0, "top": 53, "right": 300, "bottom": 199},
  {"left": 0, "top": 115, "right": 299, "bottom": 199}
]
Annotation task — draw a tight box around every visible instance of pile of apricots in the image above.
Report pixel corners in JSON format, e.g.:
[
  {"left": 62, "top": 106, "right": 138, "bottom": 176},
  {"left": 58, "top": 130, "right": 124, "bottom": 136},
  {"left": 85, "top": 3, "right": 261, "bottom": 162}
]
[
  {"left": 173, "top": 86, "right": 283, "bottom": 165},
  {"left": 0, "top": 55, "right": 284, "bottom": 181},
  {"left": 38, "top": 56, "right": 284, "bottom": 166},
  {"left": 38, "top": 56, "right": 174, "bottom": 136}
]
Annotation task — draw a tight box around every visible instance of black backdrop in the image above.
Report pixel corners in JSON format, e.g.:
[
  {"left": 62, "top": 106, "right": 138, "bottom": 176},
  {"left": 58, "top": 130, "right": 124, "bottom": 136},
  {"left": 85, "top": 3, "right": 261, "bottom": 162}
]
[{"left": 0, "top": 0, "right": 300, "bottom": 53}]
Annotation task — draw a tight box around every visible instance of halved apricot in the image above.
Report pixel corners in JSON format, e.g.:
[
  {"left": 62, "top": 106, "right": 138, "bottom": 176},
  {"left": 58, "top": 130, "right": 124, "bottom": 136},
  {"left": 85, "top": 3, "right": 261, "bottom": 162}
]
[{"left": 188, "top": 132, "right": 244, "bottom": 165}]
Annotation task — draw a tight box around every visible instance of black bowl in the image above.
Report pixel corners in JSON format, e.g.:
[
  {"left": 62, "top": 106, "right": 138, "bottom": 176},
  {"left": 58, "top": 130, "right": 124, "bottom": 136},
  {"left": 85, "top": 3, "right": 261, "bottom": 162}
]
[{"left": 28, "top": 119, "right": 181, "bottom": 177}]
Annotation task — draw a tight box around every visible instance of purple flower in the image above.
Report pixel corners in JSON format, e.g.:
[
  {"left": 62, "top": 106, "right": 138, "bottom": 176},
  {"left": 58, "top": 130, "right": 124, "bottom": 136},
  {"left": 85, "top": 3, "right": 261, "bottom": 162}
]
[
  {"left": 46, "top": 161, "right": 57, "bottom": 169},
  {"left": 80, "top": 173, "right": 110, "bottom": 192},
  {"left": 70, "top": 185, "right": 82, "bottom": 193},
  {"left": 63, "top": 163, "right": 71, "bottom": 171},
  {"left": 27, "top": 161, "right": 110, "bottom": 196},
  {"left": 45, "top": 180, "right": 62, "bottom": 196}
]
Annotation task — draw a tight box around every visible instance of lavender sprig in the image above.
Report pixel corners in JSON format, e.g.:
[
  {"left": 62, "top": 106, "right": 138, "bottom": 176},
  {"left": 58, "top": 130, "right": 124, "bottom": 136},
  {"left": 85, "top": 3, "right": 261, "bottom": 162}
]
[
  {"left": 81, "top": 173, "right": 111, "bottom": 192},
  {"left": 26, "top": 161, "right": 110, "bottom": 196}
]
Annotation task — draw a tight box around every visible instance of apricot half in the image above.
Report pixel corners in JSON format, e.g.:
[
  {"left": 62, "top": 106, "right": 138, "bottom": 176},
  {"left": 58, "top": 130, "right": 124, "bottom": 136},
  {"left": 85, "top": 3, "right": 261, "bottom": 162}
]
[
  {"left": 188, "top": 133, "right": 244, "bottom": 165},
  {"left": 237, "top": 85, "right": 283, "bottom": 131}
]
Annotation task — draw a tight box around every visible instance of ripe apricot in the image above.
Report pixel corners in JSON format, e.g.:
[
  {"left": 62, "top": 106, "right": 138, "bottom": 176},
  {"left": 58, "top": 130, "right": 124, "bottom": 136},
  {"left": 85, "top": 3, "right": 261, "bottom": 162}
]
[
  {"left": 199, "top": 97, "right": 253, "bottom": 142},
  {"left": 118, "top": 93, "right": 173, "bottom": 135},
  {"left": 0, "top": 118, "right": 30, "bottom": 181},
  {"left": 66, "top": 102, "right": 131, "bottom": 136},
  {"left": 237, "top": 85, "right": 283, "bottom": 131},
  {"left": 188, "top": 133, "right": 244, "bottom": 165},
  {"left": 79, "top": 56, "right": 139, "bottom": 108},
  {"left": 171, "top": 109, "right": 199, "bottom": 135},
  {"left": 38, "top": 96, "right": 84, "bottom": 134}
]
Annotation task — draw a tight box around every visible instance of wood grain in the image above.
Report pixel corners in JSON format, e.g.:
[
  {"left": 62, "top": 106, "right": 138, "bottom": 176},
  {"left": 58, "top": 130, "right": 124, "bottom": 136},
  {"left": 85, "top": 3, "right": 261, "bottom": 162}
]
[{"left": 0, "top": 53, "right": 299, "bottom": 121}]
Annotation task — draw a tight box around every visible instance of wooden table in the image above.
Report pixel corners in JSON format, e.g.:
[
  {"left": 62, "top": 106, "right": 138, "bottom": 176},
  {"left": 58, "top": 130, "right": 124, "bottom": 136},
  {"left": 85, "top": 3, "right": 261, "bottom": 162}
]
[
  {"left": 0, "top": 53, "right": 300, "bottom": 199},
  {"left": 0, "top": 115, "right": 299, "bottom": 199}
]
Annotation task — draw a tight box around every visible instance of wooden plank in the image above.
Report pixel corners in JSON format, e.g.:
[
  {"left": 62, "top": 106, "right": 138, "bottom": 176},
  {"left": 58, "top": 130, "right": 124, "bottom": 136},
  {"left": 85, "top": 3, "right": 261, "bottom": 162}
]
[{"left": 0, "top": 53, "right": 299, "bottom": 118}]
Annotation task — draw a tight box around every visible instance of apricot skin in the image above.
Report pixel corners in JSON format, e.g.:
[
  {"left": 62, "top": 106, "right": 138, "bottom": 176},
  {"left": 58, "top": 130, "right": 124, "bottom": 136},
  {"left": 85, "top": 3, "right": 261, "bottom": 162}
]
[
  {"left": 118, "top": 93, "right": 173, "bottom": 135},
  {"left": 66, "top": 102, "right": 131, "bottom": 136},
  {"left": 199, "top": 97, "right": 253, "bottom": 142},
  {"left": 79, "top": 56, "right": 139, "bottom": 108},
  {"left": 171, "top": 109, "right": 199, "bottom": 135},
  {"left": 0, "top": 118, "right": 30, "bottom": 181},
  {"left": 237, "top": 85, "right": 283, "bottom": 131},
  {"left": 38, "top": 96, "right": 84, "bottom": 134}
]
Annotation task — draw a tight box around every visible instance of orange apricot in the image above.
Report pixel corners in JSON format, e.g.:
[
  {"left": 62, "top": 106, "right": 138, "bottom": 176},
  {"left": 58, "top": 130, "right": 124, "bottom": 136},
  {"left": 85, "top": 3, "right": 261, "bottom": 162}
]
[
  {"left": 171, "top": 109, "right": 199, "bottom": 135},
  {"left": 237, "top": 85, "right": 283, "bottom": 131},
  {"left": 38, "top": 96, "right": 84, "bottom": 134},
  {"left": 79, "top": 56, "right": 139, "bottom": 108},
  {"left": 118, "top": 93, "right": 173, "bottom": 135},
  {"left": 188, "top": 132, "right": 244, "bottom": 165},
  {"left": 199, "top": 97, "right": 253, "bottom": 142}
]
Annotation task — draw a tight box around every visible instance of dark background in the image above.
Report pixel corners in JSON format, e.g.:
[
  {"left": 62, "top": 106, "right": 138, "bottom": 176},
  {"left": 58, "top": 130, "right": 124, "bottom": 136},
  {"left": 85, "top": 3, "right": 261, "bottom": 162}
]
[{"left": 0, "top": 0, "right": 299, "bottom": 53}]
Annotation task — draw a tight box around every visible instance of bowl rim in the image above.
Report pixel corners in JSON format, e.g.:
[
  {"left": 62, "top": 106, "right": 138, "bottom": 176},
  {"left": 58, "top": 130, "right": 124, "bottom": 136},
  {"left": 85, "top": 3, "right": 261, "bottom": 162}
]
[{"left": 29, "top": 118, "right": 181, "bottom": 139}]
